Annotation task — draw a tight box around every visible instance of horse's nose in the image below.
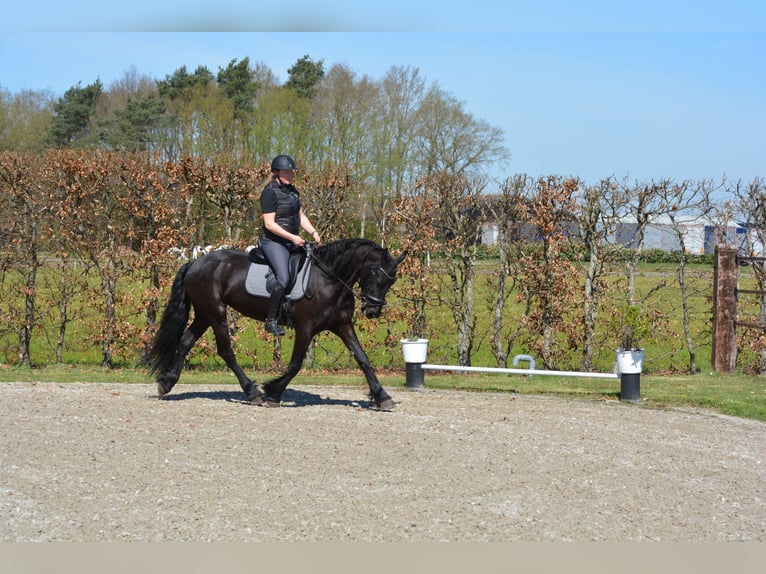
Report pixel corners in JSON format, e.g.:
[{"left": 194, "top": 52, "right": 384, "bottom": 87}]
[{"left": 361, "top": 300, "right": 383, "bottom": 318}]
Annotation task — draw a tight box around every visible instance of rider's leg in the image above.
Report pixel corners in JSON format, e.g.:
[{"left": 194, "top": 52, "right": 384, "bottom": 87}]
[
  {"left": 259, "top": 239, "right": 290, "bottom": 336},
  {"left": 265, "top": 284, "right": 286, "bottom": 335}
]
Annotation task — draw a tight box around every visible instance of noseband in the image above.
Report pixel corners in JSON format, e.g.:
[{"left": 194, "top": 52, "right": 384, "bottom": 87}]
[{"left": 360, "top": 266, "right": 395, "bottom": 307}]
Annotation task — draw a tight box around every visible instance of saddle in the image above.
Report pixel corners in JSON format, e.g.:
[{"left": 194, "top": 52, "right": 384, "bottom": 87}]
[{"left": 245, "top": 245, "right": 312, "bottom": 301}]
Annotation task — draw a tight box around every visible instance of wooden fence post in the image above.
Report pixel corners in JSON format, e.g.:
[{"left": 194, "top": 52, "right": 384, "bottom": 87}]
[{"left": 712, "top": 245, "right": 738, "bottom": 372}]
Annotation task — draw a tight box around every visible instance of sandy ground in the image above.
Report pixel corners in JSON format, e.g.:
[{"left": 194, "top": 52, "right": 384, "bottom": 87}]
[{"left": 0, "top": 381, "right": 764, "bottom": 542}]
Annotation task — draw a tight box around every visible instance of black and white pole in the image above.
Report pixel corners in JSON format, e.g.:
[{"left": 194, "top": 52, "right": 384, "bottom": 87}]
[
  {"left": 405, "top": 361, "right": 425, "bottom": 389},
  {"left": 401, "top": 338, "right": 428, "bottom": 390},
  {"left": 616, "top": 349, "right": 644, "bottom": 403},
  {"left": 620, "top": 371, "right": 640, "bottom": 402}
]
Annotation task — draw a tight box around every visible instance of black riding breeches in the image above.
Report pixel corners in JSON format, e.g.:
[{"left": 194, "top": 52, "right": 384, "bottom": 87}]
[{"left": 259, "top": 236, "right": 291, "bottom": 288}]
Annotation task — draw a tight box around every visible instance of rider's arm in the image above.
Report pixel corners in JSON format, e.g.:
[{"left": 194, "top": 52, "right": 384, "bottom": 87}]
[
  {"left": 299, "top": 209, "right": 321, "bottom": 244},
  {"left": 262, "top": 212, "right": 305, "bottom": 246}
]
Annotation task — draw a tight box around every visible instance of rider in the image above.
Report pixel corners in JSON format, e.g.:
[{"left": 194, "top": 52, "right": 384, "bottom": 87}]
[{"left": 259, "top": 154, "right": 322, "bottom": 336}]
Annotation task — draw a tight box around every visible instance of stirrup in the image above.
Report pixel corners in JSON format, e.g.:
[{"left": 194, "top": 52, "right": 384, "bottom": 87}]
[{"left": 265, "top": 320, "right": 285, "bottom": 336}]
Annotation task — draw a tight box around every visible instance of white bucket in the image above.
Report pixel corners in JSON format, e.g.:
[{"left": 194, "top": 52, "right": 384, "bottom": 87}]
[
  {"left": 616, "top": 349, "right": 644, "bottom": 374},
  {"left": 401, "top": 338, "right": 429, "bottom": 363}
]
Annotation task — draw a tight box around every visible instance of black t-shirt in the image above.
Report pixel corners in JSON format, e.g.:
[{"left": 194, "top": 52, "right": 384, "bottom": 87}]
[{"left": 260, "top": 179, "right": 301, "bottom": 242}]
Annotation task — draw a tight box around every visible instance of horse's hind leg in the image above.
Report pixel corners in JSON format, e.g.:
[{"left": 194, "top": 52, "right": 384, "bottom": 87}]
[
  {"left": 157, "top": 318, "right": 207, "bottom": 397},
  {"left": 209, "top": 315, "right": 263, "bottom": 404},
  {"left": 261, "top": 331, "right": 311, "bottom": 406}
]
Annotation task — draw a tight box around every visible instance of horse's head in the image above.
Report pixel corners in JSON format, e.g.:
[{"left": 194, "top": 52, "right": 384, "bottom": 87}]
[{"left": 359, "top": 249, "right": 407, "bottom": 318}]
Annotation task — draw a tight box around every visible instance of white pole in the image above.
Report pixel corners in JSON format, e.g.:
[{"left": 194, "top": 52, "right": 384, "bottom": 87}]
[{"left": 420, "top": 364, "right": 619, "bottom": 380}]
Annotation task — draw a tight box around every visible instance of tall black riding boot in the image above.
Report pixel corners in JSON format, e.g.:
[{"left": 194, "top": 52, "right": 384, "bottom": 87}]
[{"left": 265, "top": 284, "right": 286, "bottom": 336}]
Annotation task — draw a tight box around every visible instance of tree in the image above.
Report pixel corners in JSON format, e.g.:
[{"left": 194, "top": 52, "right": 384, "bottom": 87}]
[
  {"left": 103, "top": 67, "right": 156, "bottom": 110},
  {"left": 157, "top": 65, "right": 214, "bottom": 101},
  {"left": 732, "top": 177, "right": 766, "bottom": 373},
  {"left": 45, "top": 150, "right": 95, "bottom": 363},
  {"left": 575, "top": 176, "right": 625, "bottom": 371},
  {"left": 389, "top": 184, "right": 439, "bottom": 341},
  {"left": 53, "top": 151, "right": 140, "bottom": 367},
  {"left": 619, "top": 178, "right": 673, "bottom": 304},
  {"left": 96, "top": 69, "right": 166, "bottom": 153},
  {"left": 413, "top": 84, "right": 509, "bottom": 178},
  {"left": 217, "top": 57, "right": 258, "bottom": 118},
  {"left": 312, "top": 64, "right": 378, "bottom": 172},
  {"left": 519, "top": 176, "right": 581, "bottom": 369},
  {"left": 364, "top": 66, "right": 425, "bottom": 239},
  {"left": 658, "top": 179, "right": 716, "bottom": 373},
  {"left": 216, "top": 58, "right": 263, "bottom": 162},
  {"left": 0, "top": 87, "right": 54, "bottom": 152},
  {"left": 104, "top": 94, "right": 167, "bottom": 152},
  {"left": 48, "top": 80, "right": 104, "bottom": 148},
  {"left": 113, "top": 154, "right": 188, "bottom": 360},
  {"left": 206, "top": 163, "right": 268, "bottom": 243},
  {"left": 431, "top": 172, "right": 488, "bottom": 366},
  {"left": 486, "top": 175, "right": 533, "bottom": 367},
  {"left": 371, "top": 66, "right": 425, "bottom": 200},
  {"left": 309, "top": 64, "right": 380, "bottom": 235},
  {"left": 299, "top": 165, "right": 358, "bottom": 240},
  {"left": 157, "top": 65, "right": 216, "bottom": 160},
  {"left": 0, "top": 153, "right": 46, "bottom": 366},
  {"left": 284, "top": 55, "right": 325, "bottom": 99}
]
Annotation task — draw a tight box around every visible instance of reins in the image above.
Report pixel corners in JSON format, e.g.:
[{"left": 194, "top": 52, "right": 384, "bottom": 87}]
[{"left": 306, "top": 243, "right": 390, "bottom": 304}]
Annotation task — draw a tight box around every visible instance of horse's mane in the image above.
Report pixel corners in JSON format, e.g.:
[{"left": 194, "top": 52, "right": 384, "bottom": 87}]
[{"left": 314, "top": 238, "right": 384, "bottom": 262}]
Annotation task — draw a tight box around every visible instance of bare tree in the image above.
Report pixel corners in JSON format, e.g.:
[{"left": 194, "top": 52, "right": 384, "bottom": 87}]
[
  {"left": 659, "top": 179, "right": 716, "bottom": 372},
  {"left": 575, "top": 176, "right": 625, "bottom": 371},
  {"left": 619, "top": 179, "right": 674, "bottom": 302},
  {"left": 413, "top": 84, "right": 509, "bottom": 178},
  {"left": 431, "top": 172, "right": 488, "bottom": 366},
  {"left": 731, "top": 177, "right": 766, "bottom": 373},
  {"left": 486, "top": 174, "right": 532, "bottom": 367}
]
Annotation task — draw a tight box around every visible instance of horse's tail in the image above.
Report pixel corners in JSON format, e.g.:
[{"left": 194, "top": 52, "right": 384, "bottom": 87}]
[{"left": 147, "top": 261, "right": 192, "bottom": 376}]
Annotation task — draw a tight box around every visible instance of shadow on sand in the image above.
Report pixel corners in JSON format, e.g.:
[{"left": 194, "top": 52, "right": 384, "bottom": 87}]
[{"left": 155, "top": 386, "right": 379, "bottom": 409}]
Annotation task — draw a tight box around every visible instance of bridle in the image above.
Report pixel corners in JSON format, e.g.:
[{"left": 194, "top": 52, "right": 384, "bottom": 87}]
[
  {"left": 358, "top": 265, "right": 396, "bottom": 307},
  {"left": 307, "top": 245, "right": 395, "bottom": 307}
]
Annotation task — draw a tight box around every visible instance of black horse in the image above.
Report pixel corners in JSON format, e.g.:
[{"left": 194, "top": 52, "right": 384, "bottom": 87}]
[{"left": 147, "top": 238, "right": 406, "bottom": 410}]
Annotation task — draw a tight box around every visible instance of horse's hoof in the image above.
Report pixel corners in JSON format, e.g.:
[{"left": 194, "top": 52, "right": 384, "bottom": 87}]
[
  {"left": 246, "top": 384, "right": 265, "bottom": 405},
  {"left": 377, "top": 398, "right": 395, "bottom": 411},
  {"left": 157, "top": 383, "right": 168, "bottom": 399},
  {"left": 249, "top": 394, "right": 264, "bottom": 406},
  {"left": 264, "top": 400, "right": 281, "bottom": 408}
]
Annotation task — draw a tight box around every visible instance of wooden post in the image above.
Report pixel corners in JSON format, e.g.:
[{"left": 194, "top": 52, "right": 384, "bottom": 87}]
[{"left": 712, "top": 245, "right": 738, "bottom": 372}]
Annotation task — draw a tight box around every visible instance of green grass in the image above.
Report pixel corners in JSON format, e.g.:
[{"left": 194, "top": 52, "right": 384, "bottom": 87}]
[{"left": 2, "top": 364, "right": 764, "bottom": 422}]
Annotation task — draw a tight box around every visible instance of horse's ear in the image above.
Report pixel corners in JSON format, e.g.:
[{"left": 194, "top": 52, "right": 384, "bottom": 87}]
[{"left": 394, "top": 251, "right": 408, "bottom": 266}]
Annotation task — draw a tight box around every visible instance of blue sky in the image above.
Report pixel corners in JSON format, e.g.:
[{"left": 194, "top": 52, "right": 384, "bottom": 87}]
[{"left": 1, "top": 2, "right": 764, "bottom": 185}]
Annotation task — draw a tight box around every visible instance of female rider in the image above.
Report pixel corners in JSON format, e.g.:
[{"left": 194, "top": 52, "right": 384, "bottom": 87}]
[{"left": 259, "top": 154, "right": 322, "bottom": 335}]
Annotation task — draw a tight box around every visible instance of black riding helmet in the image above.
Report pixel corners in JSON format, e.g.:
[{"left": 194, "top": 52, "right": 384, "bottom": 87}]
[{"left": 271, "top": 154, "right": 297, "bottom": 171}]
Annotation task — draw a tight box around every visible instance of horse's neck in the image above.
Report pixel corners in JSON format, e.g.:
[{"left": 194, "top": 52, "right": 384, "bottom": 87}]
[
  {"left": 327, "top": 256, "right": 362, "bottom": 284},
  {"left": 319, "top": 243, "right": 374, "bottom": 283}
]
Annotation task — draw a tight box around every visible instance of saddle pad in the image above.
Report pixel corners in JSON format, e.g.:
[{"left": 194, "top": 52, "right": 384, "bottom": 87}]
[{"left": 244, "top": 259, "right": 312, "bottom": 300}]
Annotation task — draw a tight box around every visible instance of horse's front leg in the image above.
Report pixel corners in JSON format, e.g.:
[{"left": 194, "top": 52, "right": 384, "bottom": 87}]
[
  {"left": 335, "top": 323, "right": 395, "bottom": 410},
  {"left": 261, "top": 330, "right": 312, "bottom": 407}
]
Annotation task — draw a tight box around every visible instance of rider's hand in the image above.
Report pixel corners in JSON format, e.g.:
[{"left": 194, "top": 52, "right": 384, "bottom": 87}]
[{"left": 292, "top": 234, "right": 306, "bottom": 247}]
